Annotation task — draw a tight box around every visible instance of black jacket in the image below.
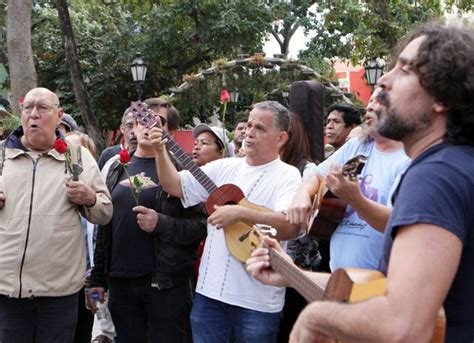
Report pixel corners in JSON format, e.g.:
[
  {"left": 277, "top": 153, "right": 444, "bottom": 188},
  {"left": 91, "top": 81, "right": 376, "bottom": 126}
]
[{"left": 90, "top": 155, "right": 207, "bottom": 290}]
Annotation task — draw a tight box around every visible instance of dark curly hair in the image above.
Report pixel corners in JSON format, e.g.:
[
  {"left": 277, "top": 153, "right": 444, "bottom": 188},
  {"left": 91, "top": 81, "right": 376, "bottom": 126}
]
[
  {"left": 326, "top": 103, "right": 362, "bottom": 127},
  {"left": 398, "top": 22, "right": 474, "bottom": 146}
]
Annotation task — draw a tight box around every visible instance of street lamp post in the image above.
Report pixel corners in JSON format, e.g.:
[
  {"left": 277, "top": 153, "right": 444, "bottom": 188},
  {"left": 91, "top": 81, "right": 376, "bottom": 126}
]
[
  {"left": 229, "top": 91, "right": 240, "bottom": 124},
  {"left": 364, "top": 58, "right": 384, "bottom": 88},
  {"left": 130, "top": 52, "right": 147, "bottom": 100}
]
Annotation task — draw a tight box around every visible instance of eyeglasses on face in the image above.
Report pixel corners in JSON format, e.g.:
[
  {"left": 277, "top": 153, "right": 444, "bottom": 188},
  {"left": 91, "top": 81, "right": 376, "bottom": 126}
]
[
  {"left": 157, "top": 115, "right": 167, "bottom": 126},
  {"left": 21, "top": 102, "right": 59, "bottom": 115}
]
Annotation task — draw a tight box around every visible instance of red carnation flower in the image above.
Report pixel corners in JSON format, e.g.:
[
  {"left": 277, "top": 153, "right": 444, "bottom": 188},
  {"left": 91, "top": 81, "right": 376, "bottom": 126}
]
[
  {"left": 54, "top": 139, "right": 68, "bottom": 154},
  {"left": 220, "top": 89, "right": 230, "bottom": 103},
  {"left": 119, "top": 148, "right": 130, "bottom": 164}
]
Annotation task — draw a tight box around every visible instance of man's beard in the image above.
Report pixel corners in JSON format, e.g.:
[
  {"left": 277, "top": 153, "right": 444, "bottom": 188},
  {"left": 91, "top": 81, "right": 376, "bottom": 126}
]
[
  {"left": 376, "top": 108, "right": 415, "bottom": 141},
  {"left": 375, "top": 90, "right": 430, "bottom": 141}
]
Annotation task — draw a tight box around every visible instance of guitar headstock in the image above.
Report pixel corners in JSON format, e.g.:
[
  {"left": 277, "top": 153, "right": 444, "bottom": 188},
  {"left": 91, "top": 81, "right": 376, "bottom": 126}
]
[
  {"left": 130, "top": 101, "right": 160, "bottom": 129},
  {"left": 341, "top": 154, "right": 367, "bottom": 181}
]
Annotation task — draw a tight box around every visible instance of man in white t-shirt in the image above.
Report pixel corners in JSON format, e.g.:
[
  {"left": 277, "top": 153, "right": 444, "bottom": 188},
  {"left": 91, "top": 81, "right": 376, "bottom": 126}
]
[
  {"left": 150, "top": 101, "right": 302, "bottom": 342},
  {"left": 292, "top": 88, "right": 410, "bottom": 271}
]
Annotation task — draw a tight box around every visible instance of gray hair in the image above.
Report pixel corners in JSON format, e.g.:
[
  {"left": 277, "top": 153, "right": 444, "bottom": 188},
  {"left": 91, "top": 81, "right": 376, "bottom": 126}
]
[{"left": 252, "top": 101, "right": 290, "bottom": 133}]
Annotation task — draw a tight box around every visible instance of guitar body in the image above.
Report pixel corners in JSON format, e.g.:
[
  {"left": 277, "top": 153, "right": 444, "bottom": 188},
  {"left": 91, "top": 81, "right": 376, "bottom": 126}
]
[
  {"left": 307, "top": 155, "right": 368, "bottom": 240},
  {"left": 206, "top": 184, "right": 272, "bottom": 262},
  {"left": 205, "top": 183, "right": 245, "bottom": 214},
  {"left": 309, "top": 195, "right": 347, "bottom": 240},
  {"left": 326, "top": 269, "right": 446, "bottom": 343}
]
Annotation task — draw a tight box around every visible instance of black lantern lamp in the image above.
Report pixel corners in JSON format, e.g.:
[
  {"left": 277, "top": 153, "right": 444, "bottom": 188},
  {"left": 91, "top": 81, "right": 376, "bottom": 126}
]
[
  {"left": 130, "top": 52, "right": 147, "bottom": 100},
  {"left": 364, "top": 58, "right": 384, "bottom": 88}
]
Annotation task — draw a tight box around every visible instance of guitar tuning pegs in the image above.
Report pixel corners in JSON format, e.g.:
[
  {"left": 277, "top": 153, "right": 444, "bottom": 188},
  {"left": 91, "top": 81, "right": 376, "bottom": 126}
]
[{"left": 254, "top": 224, "right": 277, "bottom": 237}]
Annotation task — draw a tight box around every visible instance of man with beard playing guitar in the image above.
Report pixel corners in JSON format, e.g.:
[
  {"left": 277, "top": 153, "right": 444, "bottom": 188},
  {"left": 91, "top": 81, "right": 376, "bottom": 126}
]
[{"left": 247, "top": 22, "right": 474, "bottom": 342}]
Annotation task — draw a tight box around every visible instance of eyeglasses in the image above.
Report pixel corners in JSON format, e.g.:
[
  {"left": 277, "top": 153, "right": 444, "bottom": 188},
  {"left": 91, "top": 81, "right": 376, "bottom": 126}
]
[
  {"left": 157, "top": 115, "right": 167, "bottom": 127},
  {"left": 21, "top": 102, "right": 59, "bottom": 115}
]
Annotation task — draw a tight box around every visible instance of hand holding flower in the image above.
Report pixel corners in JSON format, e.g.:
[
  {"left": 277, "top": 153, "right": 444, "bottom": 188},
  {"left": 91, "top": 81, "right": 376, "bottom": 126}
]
[
  {"left": 118, "top": 149, "right": 157, "bottom": 206},
  {"left": 65, "top": 179, "right": 97, "bottom": 207},
  {"left": 133, "top": 206, "right": 159, "bottom": 233}
]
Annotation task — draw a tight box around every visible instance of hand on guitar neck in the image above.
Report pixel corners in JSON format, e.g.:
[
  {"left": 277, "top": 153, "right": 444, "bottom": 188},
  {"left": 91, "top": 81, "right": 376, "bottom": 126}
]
[
  {"left": 246, "top": 232, "right": 446, "bottom": 343},
  {"left": 325, "top": 162, "right": 364, "bottom": 204},
  {"left": 246, "top": 234, "right": 293, "bottom": 288}
]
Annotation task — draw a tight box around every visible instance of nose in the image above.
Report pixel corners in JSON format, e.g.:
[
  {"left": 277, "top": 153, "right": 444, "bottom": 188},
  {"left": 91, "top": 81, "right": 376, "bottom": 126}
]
[
  {"left": 245, "top": 126, "right": 254, "bottom": 138},
  {"left": 376, "top": 67, "right": 393, "bottom": 90},
  {"left": 30, "top": 108, "right": 41, "bottom": 119}
]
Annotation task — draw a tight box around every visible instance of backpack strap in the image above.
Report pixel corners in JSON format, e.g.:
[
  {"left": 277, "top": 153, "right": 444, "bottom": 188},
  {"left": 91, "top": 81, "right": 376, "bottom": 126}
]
[
  {"left": 105, "top": 159, "right": 122, "bottom": 193},
  {"left": 0, "top": 140, "right": 5, "bottom": 176}
]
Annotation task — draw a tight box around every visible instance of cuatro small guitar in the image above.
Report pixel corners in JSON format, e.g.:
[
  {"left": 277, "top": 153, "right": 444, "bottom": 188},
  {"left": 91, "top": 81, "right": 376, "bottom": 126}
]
[
  {"left": 307, "top": 155, "right": 367, "bottom": 240},
  {"left": 130, "top": 101, "right": 271, "bottom": 262},
  {"left": 248, "top": 226, "right": 446, "bottom": 343}
]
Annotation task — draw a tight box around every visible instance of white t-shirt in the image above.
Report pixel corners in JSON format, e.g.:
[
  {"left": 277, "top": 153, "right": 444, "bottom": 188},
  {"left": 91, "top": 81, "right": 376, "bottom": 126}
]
[
  {"left": 307, "top": 137, "right": 410, "bottom": 271},
  {"left": 180, "top": 157, "right": 302, "bottom": 313}
]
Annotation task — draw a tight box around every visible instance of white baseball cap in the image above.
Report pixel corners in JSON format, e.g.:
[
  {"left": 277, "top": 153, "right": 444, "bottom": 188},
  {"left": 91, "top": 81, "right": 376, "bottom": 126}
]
[{"left": 192, "top": 124, "right": 229, "bottom": 150}]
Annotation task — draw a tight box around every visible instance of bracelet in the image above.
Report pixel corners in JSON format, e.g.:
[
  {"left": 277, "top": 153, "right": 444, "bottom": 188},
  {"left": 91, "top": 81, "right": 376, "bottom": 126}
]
[{"left": 86, "top": 195, "right": 97, "bottom": 208}]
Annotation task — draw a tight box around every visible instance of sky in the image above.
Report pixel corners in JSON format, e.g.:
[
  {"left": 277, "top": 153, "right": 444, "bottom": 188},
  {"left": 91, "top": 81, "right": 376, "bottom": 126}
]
[{"left": 263, "top": 27, "right": 312, "bottom": 59}]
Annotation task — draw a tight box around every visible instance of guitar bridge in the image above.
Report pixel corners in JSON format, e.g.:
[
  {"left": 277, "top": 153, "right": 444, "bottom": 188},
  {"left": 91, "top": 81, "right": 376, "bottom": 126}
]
[{"left": 238, "top": 230, "right": 252, "bottom": 242}]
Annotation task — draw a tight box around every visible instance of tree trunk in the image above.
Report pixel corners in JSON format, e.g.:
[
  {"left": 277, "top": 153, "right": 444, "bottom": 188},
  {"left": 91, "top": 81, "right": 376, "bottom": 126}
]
[
  {"left": 7, "top": 0, "right": 37, "bottom": 115},
  {"left": 369, "top": 0, "right": 398, "bottom": 50},
  {"left": 54, "top": 0, "right": 105, "bottom": 153}
]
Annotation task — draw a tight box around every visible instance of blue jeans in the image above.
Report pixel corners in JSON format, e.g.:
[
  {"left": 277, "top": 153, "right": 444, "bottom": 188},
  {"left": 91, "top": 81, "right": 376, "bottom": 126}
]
[
  {"left": 190, "top": 293, "right": 281, "bottom": 343},
  {"left": 107, "top": 275, "right": 192, "bottom": 343},
  {"left": 0, "top": 293, "right": 78, "bottom": 343}
]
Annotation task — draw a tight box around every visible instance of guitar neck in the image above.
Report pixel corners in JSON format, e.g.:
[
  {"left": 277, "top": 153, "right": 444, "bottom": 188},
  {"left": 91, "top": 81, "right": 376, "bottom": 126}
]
[
  {"left": 162, "top": 132, "right": 218, "bottom": 194},
  {"left": 130, "top": 100, "right": 219, "bottom": 195},
  {"left": 269, "top": 248, "right": 328, "bottom": 302}
]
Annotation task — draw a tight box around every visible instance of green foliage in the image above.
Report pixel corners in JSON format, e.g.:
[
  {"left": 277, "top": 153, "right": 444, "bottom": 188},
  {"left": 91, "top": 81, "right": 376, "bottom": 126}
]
[
  {"left": 172, "top": 60, "right": 332, "bottom": 130},
  {"left": 1, "top": 113, "right": 20, "bottom": 131},
  {"left": 30, "top": 0, "right": 272, "bottom": 132},
  {"left": 300, "top": 0, "right": 447, "bottom": 64},
  {"left": 8, "top": 0, "right": 471, "bottom": 135}
]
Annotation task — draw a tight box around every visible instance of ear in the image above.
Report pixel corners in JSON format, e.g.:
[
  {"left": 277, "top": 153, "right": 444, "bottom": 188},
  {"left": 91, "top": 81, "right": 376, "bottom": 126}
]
[
  {"left": 57, "top": 108, "right": 64, "bottom": 124},
  {"left": 433, "top": 101, "right": 448, "bottom": 116},
  {"left": 276, "top": 131, "right": 289, "bottom": 149}
]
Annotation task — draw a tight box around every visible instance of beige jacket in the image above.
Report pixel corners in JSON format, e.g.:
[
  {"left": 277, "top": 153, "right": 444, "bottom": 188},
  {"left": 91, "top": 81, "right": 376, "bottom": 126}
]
[{"left": 0, "top": 141, "right": 112, "bottom": 298}]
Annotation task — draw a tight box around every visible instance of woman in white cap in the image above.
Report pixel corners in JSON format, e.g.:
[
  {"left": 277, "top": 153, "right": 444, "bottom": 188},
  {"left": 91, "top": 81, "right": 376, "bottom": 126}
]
[{"left": 191, "top": 123, "right": 229, "bottom": 167}]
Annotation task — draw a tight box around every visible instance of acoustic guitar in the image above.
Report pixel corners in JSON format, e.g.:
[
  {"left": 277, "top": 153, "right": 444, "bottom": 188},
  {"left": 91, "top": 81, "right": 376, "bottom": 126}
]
[
  {"left": 130, "top": 101, "right": 271, "bottom": 262},
  {"left": 248, "top": 227, "right": 446, "bottom": 343},
  {"left": 307, "top": 155, "right": 367, "bottom": 240}
]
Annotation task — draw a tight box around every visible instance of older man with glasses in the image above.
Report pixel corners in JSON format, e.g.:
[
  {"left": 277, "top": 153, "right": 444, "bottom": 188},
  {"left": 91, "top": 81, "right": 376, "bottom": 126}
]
[{"left": 0, "top": 87, "right": 112, "bottom": 342}]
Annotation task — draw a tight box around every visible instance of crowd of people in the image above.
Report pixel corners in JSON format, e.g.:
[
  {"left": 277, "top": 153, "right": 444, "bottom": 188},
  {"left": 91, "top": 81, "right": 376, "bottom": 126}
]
[{"left": 0, "top": 21, "right": 473, "bottom": 343}]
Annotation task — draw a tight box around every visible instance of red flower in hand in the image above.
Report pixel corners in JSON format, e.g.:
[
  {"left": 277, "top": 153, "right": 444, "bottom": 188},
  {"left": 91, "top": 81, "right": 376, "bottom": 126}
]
[
  {"left": 119, "top": 149, "right": 130, "bottom": 164},
  {"left": 54, "top": 139, "right": 68, "bottom": 154},
  {"left": 220, "top": 89, "right": 230, "bottom": 103}
]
